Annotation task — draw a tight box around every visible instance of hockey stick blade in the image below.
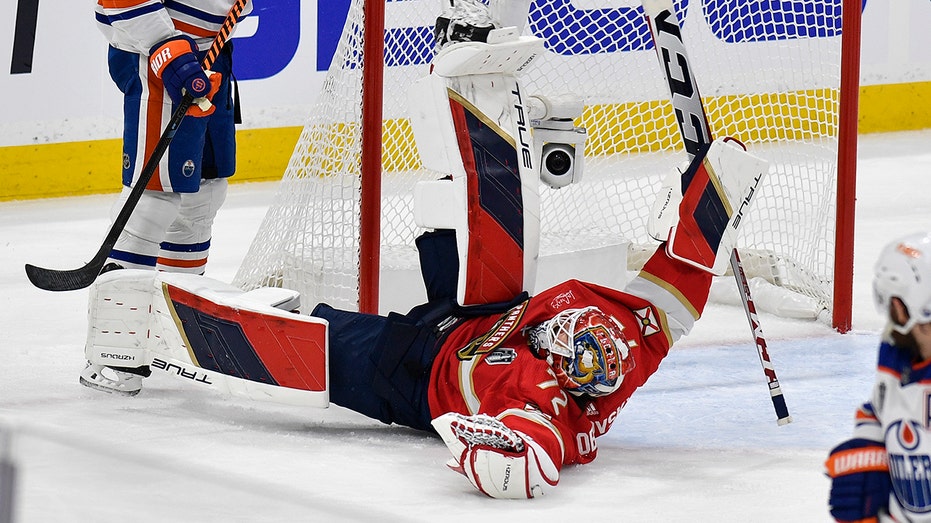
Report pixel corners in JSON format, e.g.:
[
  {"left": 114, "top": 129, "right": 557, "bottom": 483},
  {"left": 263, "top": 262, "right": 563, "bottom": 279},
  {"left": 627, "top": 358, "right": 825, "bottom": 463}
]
[
  {"left": 24, "top": 95, "right": 195, "bottom": 291},
  {"left": 24, "top": 0, "right": 248, "bottom": 292},
  {"left": 643, "top": 0, "right": 790, "bottom": 425}
]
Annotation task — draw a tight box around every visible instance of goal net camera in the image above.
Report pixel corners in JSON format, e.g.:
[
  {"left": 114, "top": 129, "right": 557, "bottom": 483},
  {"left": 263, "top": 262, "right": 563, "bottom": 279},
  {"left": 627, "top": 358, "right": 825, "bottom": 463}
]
[{"left": 234, "top": 0, "right": 860, "bottom": 330}]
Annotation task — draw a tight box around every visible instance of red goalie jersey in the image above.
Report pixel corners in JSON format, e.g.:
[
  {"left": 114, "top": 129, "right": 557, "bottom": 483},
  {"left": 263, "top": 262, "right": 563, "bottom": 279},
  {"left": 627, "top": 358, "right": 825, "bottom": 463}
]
[{"left": 428, "top": 247, "right": 713, "bottom": 470}]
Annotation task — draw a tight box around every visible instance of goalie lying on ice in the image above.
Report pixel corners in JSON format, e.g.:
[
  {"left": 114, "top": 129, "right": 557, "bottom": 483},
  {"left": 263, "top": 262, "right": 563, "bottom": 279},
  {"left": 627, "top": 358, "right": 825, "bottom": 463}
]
[
  {"left": 84, "top": 133, "right": 768, "bottom": 499},
  {"left": 80, "top": 1, "right": 769, "bottom": 499}
]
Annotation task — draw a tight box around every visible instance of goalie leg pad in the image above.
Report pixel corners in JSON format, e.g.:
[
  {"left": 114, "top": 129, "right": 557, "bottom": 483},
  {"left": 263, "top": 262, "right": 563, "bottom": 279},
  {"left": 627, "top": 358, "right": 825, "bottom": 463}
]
[
  {"left": 158, "top": 273, "right": 328, "bottom": 399},
  {"left": 409, "top": 71, "right": 541, "bottom": 306},
  {"left": 666, "top": 138, "right": 768, "bottom": 275},
  {"left": 647, "top": 160, "right": 688, "bottom": 242},
  {"left": 85, "top": 269, "right": 159, "bottom": 370}
]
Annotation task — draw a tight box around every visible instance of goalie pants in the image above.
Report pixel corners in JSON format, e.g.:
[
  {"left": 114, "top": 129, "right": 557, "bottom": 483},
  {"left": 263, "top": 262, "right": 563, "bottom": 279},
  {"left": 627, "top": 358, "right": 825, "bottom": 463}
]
[
  {"left": 316, "top": 230, "right": 525, "bottom": 432},
  {"left": 312, "top": 302, "right": 449, "bottom": 432}
]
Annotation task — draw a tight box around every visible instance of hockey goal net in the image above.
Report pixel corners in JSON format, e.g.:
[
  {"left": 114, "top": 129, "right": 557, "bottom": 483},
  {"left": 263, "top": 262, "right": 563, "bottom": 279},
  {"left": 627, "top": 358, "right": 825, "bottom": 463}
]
[{"left": 234, "top": 0, "right": 859, "bottom": 329}]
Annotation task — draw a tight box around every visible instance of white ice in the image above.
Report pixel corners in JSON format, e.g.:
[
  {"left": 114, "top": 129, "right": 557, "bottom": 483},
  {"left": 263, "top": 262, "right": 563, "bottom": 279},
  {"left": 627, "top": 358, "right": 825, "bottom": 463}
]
[{"left": 1, "top": 130, "right": 930, "bottom": 522}]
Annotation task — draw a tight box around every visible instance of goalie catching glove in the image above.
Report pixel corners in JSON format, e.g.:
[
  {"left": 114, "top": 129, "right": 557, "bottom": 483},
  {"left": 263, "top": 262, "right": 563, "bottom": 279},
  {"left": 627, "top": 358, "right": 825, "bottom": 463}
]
[
  {"left": 432, "top": 412, "right": 559, "bottom": 499},
  {"left": 149, "top": 35, "right": 221, "bottom": 117}
]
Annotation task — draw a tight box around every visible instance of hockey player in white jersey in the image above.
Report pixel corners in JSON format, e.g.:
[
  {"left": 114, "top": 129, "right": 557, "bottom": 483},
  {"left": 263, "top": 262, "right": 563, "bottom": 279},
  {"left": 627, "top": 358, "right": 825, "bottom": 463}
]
[
  {"left": 827, "top": 232, "right": 931, "bottom": 522},
  {"left": 81, "top": 0, "right": 251, "bottom": 395}
]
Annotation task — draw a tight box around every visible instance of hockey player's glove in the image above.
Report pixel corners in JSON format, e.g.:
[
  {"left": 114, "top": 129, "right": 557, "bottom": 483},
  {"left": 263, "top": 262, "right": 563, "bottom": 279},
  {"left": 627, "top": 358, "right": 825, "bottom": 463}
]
[
  {"left": 825, "top": 438, "right": 891, "bottom": 522},
  {"left": 149, "top": 35, "right": 221, "bottom": 117},
  {"left": 432, "top": 412, "right": 559, "bottom": 499}
]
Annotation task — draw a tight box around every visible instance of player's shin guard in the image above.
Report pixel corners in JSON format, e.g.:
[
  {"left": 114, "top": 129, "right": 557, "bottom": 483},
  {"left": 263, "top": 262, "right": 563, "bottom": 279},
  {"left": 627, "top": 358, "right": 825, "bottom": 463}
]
[
  {"left": 666, "top": 138, "right": 768, "bottom": 275},
  {"left": 107, "top": 188, "right": 181, "bottom": 270}
]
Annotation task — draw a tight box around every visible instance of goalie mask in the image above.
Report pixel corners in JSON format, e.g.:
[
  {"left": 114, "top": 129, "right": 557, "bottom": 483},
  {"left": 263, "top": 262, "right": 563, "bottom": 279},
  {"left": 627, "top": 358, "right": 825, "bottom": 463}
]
[
  {"left": 873, "top": 232, "right": 931, "bottom": 334},
  {"left": 529, "top": 307, "right": 634, "bottom": 397}
]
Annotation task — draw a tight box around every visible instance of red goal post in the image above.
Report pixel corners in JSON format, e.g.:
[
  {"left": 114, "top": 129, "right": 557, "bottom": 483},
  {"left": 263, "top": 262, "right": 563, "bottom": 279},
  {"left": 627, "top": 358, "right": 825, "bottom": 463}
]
[{"left": 234, "top": 0, "right": 861, "bottom": 332}]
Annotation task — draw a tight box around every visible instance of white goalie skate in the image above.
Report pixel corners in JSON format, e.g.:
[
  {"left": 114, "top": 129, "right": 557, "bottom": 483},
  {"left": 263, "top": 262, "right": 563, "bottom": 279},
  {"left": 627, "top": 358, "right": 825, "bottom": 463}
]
[
  {"left": 435, "top": 0, "right": 498, "bottom": 50},
  {"left": 79, "top": 362, "right": 144, "bottom": 397}
]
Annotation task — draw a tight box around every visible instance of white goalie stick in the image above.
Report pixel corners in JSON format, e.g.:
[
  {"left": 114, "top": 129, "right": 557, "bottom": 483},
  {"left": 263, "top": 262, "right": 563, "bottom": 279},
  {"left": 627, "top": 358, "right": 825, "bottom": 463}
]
[
  {"left": 24, "top": 0, "right": 249, "bottom": 292},
  {"left": 642, "top": 0, "right": 791, "bottom": 425}
]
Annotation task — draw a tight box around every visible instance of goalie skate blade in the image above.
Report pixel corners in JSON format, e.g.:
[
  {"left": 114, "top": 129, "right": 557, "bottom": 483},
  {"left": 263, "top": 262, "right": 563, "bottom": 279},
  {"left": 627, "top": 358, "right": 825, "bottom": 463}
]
[
  {"left": 25, "top": 259, "right": 105, "bottom": 292},
  {"left": 79, "top": 376, "right": 141, "bottom": 397}
]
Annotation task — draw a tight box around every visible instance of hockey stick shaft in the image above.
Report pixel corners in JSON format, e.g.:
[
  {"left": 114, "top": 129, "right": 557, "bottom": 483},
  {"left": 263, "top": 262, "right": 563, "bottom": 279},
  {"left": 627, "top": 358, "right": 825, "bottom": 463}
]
[
  {"left": 730, "top": 249, "right": 792, "bottom": 424},
  {"left": 642, "top": 0, "right": 791, "bottom": 425},
  {"left": 24, "top": 0, "right": 249, "bottom": 292}
]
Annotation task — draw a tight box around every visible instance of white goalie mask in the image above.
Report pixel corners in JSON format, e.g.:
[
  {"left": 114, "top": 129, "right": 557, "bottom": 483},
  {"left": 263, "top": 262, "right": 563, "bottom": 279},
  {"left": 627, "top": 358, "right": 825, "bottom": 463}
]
[
  {"left": 529, "top": 307, "right": 634, "bottom": 397},
  {"left": 873, "top": 232, "right": 931, "bottom": 334}
]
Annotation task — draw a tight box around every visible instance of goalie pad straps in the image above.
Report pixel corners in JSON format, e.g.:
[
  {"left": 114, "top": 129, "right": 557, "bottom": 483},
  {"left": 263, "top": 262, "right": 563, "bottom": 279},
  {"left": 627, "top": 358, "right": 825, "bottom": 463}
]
[{"left": 666, "top": 138, "right": 768, "bottom": 275}]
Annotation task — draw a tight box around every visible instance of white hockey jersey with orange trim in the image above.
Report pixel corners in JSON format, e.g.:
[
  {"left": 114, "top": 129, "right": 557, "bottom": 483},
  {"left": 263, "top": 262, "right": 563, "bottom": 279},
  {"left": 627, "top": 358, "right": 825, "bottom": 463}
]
[
  {"left": 95, "top": 0, "right": 253, "bottom": 54},
  {"left": 849, "top": 338, "right": 931, "bottom": 522}
]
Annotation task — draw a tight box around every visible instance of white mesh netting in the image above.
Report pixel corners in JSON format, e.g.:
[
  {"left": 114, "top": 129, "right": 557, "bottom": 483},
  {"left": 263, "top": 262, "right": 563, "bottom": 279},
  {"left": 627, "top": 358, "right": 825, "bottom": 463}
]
[{"left": 234, "top": 0, "right": 846, "bottom": 318}]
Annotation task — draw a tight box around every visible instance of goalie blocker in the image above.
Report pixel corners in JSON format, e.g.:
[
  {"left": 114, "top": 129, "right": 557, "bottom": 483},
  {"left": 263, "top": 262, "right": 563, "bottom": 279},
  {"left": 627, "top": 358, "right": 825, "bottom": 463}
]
[{"left": 664, "top": 137, "right": 768, "bottom": 275}]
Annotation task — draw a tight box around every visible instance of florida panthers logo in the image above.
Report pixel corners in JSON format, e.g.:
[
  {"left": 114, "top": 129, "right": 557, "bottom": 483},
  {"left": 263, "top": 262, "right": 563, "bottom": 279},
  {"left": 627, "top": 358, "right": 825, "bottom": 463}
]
[{"left": 457, "top": 304, "right": 526, "bottom": 361}]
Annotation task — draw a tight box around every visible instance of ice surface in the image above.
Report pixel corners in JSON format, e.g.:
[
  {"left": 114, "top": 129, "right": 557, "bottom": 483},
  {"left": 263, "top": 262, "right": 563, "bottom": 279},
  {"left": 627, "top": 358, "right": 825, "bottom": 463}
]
[{"left": 1, "top": 130, "right": 930, "bottom": 522}]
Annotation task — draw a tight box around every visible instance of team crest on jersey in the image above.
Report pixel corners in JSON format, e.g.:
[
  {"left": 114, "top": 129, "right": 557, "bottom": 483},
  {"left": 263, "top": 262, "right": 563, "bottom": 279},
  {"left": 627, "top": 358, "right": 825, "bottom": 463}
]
[
  {"left": 886, "top": 419, "right": 931, "bottom": 514},
  {"left": 182, "top": 159, "right": 196, "bottom": 177},
  {"left": 485, "top": 348, "right": 517, "bottom": 365},
  {"left": 457, "top": 304, "right": 527, "bottom": 361},
  {"left": 633, "top": 306, "right": 661, "bottom": 337}
]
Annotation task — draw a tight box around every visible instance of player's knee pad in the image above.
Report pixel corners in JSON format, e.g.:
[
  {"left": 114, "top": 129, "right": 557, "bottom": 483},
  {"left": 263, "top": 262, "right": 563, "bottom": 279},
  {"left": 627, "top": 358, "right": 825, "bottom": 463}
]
[
  {"left": 171, "top": 177, "right": 228, "bottom": 240},
  {"left": 666, "top": 138, "right": 769, "bottom": 275},
  {"left": 159, "top": 178, "right": 228, "bottom": 274},
  {"left": 112, "top": 187, "right": 182, "bottom": 244},
  {"left": 109, "top": 188, "right": 182, "bottom": 269}
]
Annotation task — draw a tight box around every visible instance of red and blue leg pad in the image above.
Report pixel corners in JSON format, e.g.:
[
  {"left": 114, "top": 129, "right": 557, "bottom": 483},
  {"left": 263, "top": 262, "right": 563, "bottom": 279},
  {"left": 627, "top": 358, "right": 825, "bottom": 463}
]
[
  {"left": 164, "top": 284, "right": 327, "bottom": 392},
  {"left": 450, "top": 97, "right": 525, "bottom": 305}
]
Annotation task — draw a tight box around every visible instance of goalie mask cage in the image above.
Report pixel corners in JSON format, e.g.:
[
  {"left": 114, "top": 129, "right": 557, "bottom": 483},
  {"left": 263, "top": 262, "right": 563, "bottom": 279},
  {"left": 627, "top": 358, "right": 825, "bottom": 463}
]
[{"left": 234, "top": 0, "right": 860, "bottom": 331}]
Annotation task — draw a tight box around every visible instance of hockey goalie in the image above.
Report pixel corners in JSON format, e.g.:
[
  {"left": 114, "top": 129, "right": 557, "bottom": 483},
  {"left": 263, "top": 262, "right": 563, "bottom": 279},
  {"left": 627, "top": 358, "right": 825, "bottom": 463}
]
[{"left": 80, "top": 0, "right": 769, "bottom": 499}]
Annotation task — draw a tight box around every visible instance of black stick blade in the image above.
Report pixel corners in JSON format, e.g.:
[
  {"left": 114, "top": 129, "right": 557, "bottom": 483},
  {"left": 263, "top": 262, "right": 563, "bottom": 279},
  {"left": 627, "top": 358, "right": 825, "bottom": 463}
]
[{"left": 25, "top": 256, "right": 105, "bottom": 292}]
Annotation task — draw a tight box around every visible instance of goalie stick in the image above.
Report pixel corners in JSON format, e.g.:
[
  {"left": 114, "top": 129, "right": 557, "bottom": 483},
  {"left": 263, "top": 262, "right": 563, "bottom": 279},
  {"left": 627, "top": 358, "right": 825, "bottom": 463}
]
[
  {"left": 641, "top": 0, "right": 792, "bottom": 425},
  {"left": 24, "top": 0, "right": 249, "bottom": 292}
]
